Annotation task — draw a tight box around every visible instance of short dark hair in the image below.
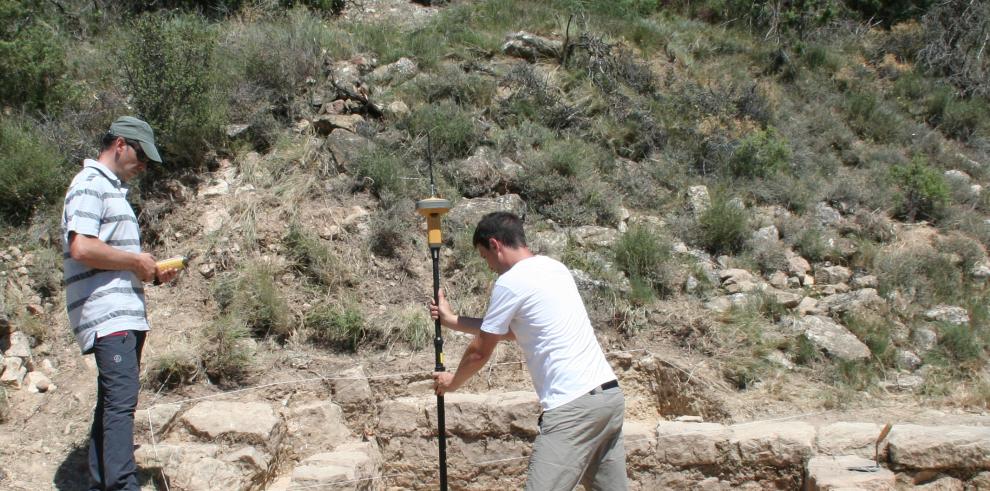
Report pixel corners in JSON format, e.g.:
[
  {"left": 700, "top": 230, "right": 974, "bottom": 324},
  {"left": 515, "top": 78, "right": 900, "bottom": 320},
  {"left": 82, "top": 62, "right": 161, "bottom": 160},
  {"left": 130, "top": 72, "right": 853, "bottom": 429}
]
[
  {"left": 100, "top": 133, "right": 143, "bottom": 155},
  {"left": 473, "top": 212, "right": 526, "bottom": 249}
]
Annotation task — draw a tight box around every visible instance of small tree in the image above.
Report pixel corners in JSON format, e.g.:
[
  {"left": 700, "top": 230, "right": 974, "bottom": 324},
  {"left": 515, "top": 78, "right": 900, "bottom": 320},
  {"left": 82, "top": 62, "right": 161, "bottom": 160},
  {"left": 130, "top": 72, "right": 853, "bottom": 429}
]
[{"left": 891, "top": 155, "right": 949, "bottom": 222}]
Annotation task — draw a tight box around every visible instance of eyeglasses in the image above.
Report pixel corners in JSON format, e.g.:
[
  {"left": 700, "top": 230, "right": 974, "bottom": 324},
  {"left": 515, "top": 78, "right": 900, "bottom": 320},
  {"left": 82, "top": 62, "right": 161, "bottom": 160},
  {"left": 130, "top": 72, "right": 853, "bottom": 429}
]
[{"left": 124, "top": 139, "right": 149, "bottom": 164}]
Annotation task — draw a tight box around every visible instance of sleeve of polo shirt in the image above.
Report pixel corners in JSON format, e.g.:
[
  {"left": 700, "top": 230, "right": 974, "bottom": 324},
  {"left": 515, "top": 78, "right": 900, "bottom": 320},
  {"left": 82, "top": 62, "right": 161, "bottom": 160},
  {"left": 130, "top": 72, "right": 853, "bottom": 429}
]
[
  {"left": 64, "top": 183, "right": 104, "bottom": 238},
  {"left": 480, "top": 284, "right": 523, "bottom": 335}
]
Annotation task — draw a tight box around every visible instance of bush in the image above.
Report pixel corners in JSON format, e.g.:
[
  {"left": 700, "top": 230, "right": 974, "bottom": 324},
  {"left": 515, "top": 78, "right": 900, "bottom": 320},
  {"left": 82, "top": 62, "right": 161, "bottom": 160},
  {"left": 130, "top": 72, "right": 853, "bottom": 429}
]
[
  {"left": 0, "top": 118, "right": 69, "bottom": 225},
  {"left": 352, "top": 147, "right": 409, "bottom": 199},
  {"left": 202, "top": 315, "right": 252, "bottom": 387},
  {"left": 728, "top": 127, "right": 791, "bottom": 179},
  {"left": 284, "top": 223, "right": 348, "bottom": 290},
  {"left": 396, "top": 307, "right": 432, "bottom": 351},
  {"left": 875, "top": 246, "right": 961, "bottom": 304},
  {"left": 843, "top": 90, "right": 907, "bottom": 143},
  {"left": 614, "top": 225, "right": 676, "bottom": 298},
  {"left": 937, "top": 321, "right": 985, "bottom": 366},
  {"left": 117, "top": 12, "right": 225, "bottom": 171},
  {"left": 368, "top": 193, "right": 415, "bottom": 258},
  {"left": 918, "top": 0, "right": 990, "bottom": 98},
  {"left": 518, "top": 138, "right": 619, "bottom": 226},
  {"left": 698, "top": 191, "right": 749, "bottom": 255},
  {"left": 0, "top": 1, "right": 75, "bottom": 112},
  {"left": 403, "top": 100, "right": 480, "bottom": 161},
  {"left": 305, "top": 302, "right": 367, "bottom": 351},
  {"left": 747, "top": 237, "right": 789, "bottom": 274},
  {"left": 844, "top": 313, "right": 896, "bottom": 366},
  {"left": 924, "top": 88, "right": 987, "bottom": 141},
  {"left": 146, "top": 350, "right": 200, "bottom": 391},
  {"left": 405, "top": 65, "right": 497, "bottom": 108},
  {"left": 215, "top": 262, "right": 292, "bottom": 339},
  {"left": 891, "top": 155, "right": 949, "bottom": 222}
]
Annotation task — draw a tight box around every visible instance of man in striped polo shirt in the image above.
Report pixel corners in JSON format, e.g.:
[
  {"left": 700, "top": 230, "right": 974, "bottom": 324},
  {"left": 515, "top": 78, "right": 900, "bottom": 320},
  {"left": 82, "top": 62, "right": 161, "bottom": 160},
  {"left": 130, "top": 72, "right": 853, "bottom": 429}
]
[{"left": 62, "top": 116, "right": 178, "bottom": 491}]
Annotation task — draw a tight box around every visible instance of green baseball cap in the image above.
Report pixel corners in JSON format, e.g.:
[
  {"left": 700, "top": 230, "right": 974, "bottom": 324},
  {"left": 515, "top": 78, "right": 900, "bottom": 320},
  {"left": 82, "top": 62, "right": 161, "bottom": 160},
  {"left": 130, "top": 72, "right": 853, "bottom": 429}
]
[{"left": 109, "top": 116, "right": 162, "bottom": 164}]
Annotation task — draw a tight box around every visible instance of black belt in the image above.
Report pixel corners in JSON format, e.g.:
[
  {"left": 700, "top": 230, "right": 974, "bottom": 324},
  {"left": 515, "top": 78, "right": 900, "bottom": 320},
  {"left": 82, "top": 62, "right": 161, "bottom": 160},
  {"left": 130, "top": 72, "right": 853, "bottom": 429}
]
[{"left": 590, "top": 380, "right": 619, "bottom": 394}]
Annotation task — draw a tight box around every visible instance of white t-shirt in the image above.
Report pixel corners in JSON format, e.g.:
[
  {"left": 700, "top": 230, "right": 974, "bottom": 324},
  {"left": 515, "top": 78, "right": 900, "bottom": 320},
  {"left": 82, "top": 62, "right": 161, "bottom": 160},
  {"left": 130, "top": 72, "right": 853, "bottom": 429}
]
[{"left": 480, "top": 255, "right": 616, "bottom": 410}]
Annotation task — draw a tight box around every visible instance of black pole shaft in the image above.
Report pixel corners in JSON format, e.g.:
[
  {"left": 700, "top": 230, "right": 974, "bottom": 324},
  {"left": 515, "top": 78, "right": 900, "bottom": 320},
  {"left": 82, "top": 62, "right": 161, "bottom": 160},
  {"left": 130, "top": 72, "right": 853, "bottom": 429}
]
[{"left": 431, "top": 246, "right": 448, "bottom": 491}]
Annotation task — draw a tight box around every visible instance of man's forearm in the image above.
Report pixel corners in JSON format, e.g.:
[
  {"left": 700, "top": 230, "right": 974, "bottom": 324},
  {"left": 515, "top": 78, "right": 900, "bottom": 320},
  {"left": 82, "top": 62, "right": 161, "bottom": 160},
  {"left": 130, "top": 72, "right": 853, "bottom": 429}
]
[
  {"left": 444, "top": 315, "right": 483, "bottom": 335},
  {"left": 448, "top": 336, "right": 493, "bottom": 391},
  {"left": 70, "top": 234, "right": 140, "bottom": 272}
]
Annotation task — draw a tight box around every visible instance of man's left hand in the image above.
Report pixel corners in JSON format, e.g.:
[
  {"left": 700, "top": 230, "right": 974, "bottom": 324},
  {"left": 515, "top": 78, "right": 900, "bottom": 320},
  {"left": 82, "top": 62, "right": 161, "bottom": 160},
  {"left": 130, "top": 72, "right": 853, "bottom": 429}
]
[
  {"left": 156, "top": 267, "right": 180, "bottom": 284},
  {"left": 433, "top": 371, "right": 455, "bottom": 396}
]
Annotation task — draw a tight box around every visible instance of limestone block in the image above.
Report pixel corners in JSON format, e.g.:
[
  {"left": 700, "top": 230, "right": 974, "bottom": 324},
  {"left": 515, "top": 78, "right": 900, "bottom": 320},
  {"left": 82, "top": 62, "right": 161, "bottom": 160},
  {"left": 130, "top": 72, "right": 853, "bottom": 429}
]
[
  {"left": 290, "top": 441, "right": 382, "bottom": 490},
  {"left": 656, "top": 421, "right": 730, "bottom": 467},
  {"left": 887, "top": 425, "right": 990, "bottom": 471},
  {"left": 285, "top": 399, "right": 352, "bottom": 456},
  {"left": 502, "top": 31, "right": 562, "bottom": 61},
  {"left": 425, "top": 391, "right": 540, "bottom": 439},
  {"left": 327, "top": 129, "right": 375, "bottom": 172},
  {"left": 788, "top": 255, "right": 812, "bottom": 275},
  {"left": 135, "top": 443, "right": 250, "bottom": 490},
  {"left": 805, "top": 455, "right": 895, "bottom": 490},
  {"left": 332, "top": 365, "right": 374, "bottom": 408},
  {"left": 313, "top": 114, "right": 365, "bottom": 135},
  {"left": 923, "top": 306, "right": 969, "bottom": 326},
  {"left": 1, "top": 356, "right": 26, "bottom": 388},
  {"left": 569, "top": 226, "right": 620, "bottom": 249},
  {"left": 815, "top": 265, "right": 852, "bottom": 285},
  {"left": 818, "top": 288, "right": 885, "bottom": 316},
  {"left": 792, "top": 315, "right": 871, "bottom": 361},
  {"left": 816, "top": 422, "right": 885, "bottom": 459},
  {"left": 447, "top": 194, "right": 527, "bottom": 230},
  {"left": 623, "top": 420, "right": 657, "bottom": 467},
  {"left": 377, "top": 397, "right": 427, "bottom": 438},
  {"left": 914, "top": 476, "right": 965, "bottom": 490},
  {"left": 139, "top": 404, "right": 181, "bottom": 439},
  {"left": 222, "top": 446, "right": 271, "bottom": 474},
  {"left": 180, "top": 401, "right": 280, "bottom": 447},
  {"left": 729, "top": 421, "right": 815, "bottom": 468},
  {"left": 688, "top": 185, "right": 711, "bottom": 216},
  {"left": 23, "top": 371, "right": 52, "bottom": 393}
]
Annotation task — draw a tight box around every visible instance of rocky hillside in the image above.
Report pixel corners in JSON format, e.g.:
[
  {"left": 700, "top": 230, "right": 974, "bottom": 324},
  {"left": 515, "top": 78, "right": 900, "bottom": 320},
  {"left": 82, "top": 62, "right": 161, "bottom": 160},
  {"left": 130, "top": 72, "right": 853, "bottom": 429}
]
[{"left": 1, "top": 0, "right": 990, "bottom": 489}]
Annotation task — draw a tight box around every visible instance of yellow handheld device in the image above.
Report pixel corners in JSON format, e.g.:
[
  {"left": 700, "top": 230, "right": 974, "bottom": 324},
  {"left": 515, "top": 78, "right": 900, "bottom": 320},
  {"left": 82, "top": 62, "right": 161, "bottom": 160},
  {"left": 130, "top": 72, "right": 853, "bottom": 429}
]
[{"left": 156, "top": 256, "right": 188, "bottom": 271}]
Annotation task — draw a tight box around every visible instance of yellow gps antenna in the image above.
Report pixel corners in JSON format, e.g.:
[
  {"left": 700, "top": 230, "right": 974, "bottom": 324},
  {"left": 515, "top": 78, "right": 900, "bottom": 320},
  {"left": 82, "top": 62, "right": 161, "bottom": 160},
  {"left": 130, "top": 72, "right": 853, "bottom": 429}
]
[{"left": 416, "top": 136, "right": 450, "bottom": 491}]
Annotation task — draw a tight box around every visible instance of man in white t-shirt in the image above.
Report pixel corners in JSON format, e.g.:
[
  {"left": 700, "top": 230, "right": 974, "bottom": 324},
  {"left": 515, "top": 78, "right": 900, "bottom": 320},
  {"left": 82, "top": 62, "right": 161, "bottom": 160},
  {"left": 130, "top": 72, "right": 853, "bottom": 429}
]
[{"left": 431, "top": 212, "right": 627, "bottom": 491}]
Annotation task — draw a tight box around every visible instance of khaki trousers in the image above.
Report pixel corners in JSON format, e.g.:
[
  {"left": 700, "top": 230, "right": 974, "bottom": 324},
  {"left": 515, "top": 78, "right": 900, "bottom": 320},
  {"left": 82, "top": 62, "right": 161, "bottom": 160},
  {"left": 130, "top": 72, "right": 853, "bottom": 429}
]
[{"left": 525, "top": 386, "right": 627, "bottom": 491}]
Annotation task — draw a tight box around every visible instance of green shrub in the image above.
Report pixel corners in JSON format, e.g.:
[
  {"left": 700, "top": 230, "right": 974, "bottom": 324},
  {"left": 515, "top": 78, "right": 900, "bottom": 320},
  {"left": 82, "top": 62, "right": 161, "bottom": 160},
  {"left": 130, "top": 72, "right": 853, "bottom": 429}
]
[
  {"left": 405, "top": 65, "right": 497, "bottom": 108},
  {"left": 843, "top": 90, "right": 906, "bottom": 143},
  {"left": 0, "top": 1, "right": 75, "bottom": 112},
  {"left": 614, "top": 225, "right": 676, "bottom": 297},
  {"left": 792, "top": 227, "right": 834, "bottom": 263},
  {"left": 305, "top": 302, "right": 367, "bottom": 351},
  {"left": 936, "top": 232, "right": 986, "bottom": 277},
  {"left": 398, "top": 308, "right": 432, "bottom": 351},
  {"left": 844, "top": 313, "right": 895, "bottom": 366},
  {"left": 793, "top": 334, "right": 823, "bottom": 366},
  {"left": 937, "top": 321, "right": 985, "bottom": 366},
  {"left": 875, "top": 246, "right": 961, "bottom": 304},
  {"left": 146, "top": 350, "right": 200, "bottom": 391},
  {"left": 117, "top": 12, "right": 225, "bottom": 171},
  {"left": 891, "top": 155, "right": 949, "bottom": 222},
  {"left": 403, "top": 100, "right": 480, "bottom": 161},
  {"left": 746, "top": 237, "right": 789, "bottom": 274},
  {"left": 284, "top": 223, "right": 348, "bottom": 290},
  {"left": 924, "top": 88, "right": 987, "bottom": 141},
  {"left": 215, "top": 262, "right": 291, "bottom": 339},
  {"left": 698, "top": 191, "right": 749, "bottom": 255},
  {"left": 224, "top": 8, "right": 331, "bottom": 107},
  {"left": 0, "top": 118, "right": 69, "bottom": 225},
  {"left": 202, "top": 315, "right": 252, "bottom": 388},
  {"left": 729, "top": 127, "right": 791, "bottom": 179},
  {"left": 518, "top": 139, "right": 619, "bottom": 226},
  {"left": 352, "top": 148, "right": 408, "bottom": 199}
]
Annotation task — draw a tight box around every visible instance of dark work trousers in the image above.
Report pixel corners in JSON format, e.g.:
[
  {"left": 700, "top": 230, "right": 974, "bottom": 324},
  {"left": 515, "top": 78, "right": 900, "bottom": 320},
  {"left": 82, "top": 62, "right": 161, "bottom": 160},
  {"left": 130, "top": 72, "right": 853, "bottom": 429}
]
[{"left": 88, "top": 330, "right": 145, "bottom": 491}]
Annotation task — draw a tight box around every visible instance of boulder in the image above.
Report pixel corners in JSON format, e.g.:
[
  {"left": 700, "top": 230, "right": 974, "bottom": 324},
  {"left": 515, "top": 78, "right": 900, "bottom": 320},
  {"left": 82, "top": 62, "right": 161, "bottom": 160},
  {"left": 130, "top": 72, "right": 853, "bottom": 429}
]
[
  {"left": 818, "top": 288, "right": 885, "bottom": 316},
  {"left": 289, "top": 441, "right": 382, "bottom": 490},
  {"left": 141, "top": 404, "right": 181, "bottom": 438},
  {"left": 753, "top": 226, "right": 780, "bottom": 242},
  {"left": 912, "top": 327, "right": 938, "bottom": 352},
  {"left": 915, "top": 476, "right": 964, "bottom": 490},
  {"left": 768, "top": 271, "right": 789, "bottom": 289},
  {"left": 655, "top": 421, "right": 730, "bottom": 467},
  {"left": 4, "top": 331, "right": 31, "bottom": 358},
  {"left": 327, "top": 129, "right": 375, "bottom": 172},
  {"left": 816, "top": 422, "right": 886, "bottom": 459},
  {"left": 569, "top": 226, "right": 620, "bottom": 249},
  {"left": 944, "top": 170, "right": 971, "bottom": 183},
  {"left": 450, "top": 147, "right": 523, "bottom": 197},
  {"left": 763, "top": 287, "right": 803, "bottom": 308},
  {"left": 623, "top": 420, "right": 657, "bottom": 466},
  {"left": 787, "top": 255, "right": 812, "bottom": 276},
  {"left": 377, "top": 397, "right": 428, "bottom": 438},
  {"left": 529, "top": 230, "right": 568, "bottom": 259},
  {"left": 851, "top": 275, "right": 879, "bottom": 289},
  {"left": 923, "top": 305, "right": 969, "bottom": 326},
  {"left": 897, "top": 350, "right": 923, "bottom": 371},
  {"left": 720, "top": 269, "right": 759, "bottom": 293},
  {"left": 502, "top": 31, "right": 561, "bottom": 61},
  {"left": 815, "top": 265, "right": 852, "bottom": 285},
  {"left": 447, "top": 194, "right": 527, "bottom": 230},
  {"left": 816, "top": 202, "right": 843, "bottom": 226},
  {"left": 313, "top": 114, "right": 365, "bottom": 135},
  {"left": 23, "top": 371, "right": 51, "bottom": 393},
  {"left": 879, "top": 373, "right": 924, "bottom": 392},
  {"left": 887, "top": 424, "right": 990, "bottom": 471},
  {"left": 705, "top": 293, "right": 750, "bottom": 313},
  {"left": 728, "top": 421, "right": 815, "bottom": 468},
  {"left": 688, "top": 185, "right": 711, "bottom": 217},
  {"left": 797, "top": 296, "right": 822, "bottom": 316},
  {"left": 790, "top": 316, "right": 871, "bottom": 361},
  {"left": 0, "top": 356, "right": 26, "bottom": 388},
  {"left": 365, "top": 57, "right": 418, "bottom": 87},
  {"left": 805, "top": 455, "right": 895, "bottom": 490},
  {"left": 180, "top": 401, "right": 281, "bottom": 447}
]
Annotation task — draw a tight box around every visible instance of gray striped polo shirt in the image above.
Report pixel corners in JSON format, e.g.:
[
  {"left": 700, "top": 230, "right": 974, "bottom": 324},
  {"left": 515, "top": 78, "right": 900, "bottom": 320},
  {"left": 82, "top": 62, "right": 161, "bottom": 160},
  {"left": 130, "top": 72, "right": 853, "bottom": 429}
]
[{"left": 62, "top": 159, "right": 148, "bottom": 354}]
